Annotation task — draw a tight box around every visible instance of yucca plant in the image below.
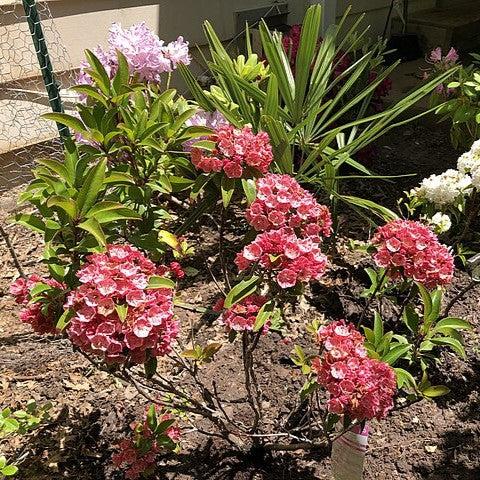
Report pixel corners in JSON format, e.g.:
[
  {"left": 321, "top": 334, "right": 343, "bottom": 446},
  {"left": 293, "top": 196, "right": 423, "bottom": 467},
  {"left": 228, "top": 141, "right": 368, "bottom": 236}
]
[{"left": 180, "top": 5, "right": 456, "bottom": 225}]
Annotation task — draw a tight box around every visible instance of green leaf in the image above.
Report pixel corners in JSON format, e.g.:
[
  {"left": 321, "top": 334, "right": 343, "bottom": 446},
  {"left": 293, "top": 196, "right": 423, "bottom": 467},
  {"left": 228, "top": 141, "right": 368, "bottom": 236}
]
[
  {"left": 264, "top": 73, "right": 279, "bottom": 118},
  {"left": 192, "top": 140, "right": 216, "bottom": 151},
  {"left": 224, "top": 276, "right": 260, "bottom": 309},
  {"left": 76, "top": 159, "right": 106, "bottom": 214},
  {"left": 1, "top": 465, "right": 18, "bottom": 476},
  {"left": 340, "top": 195, "right": 398, "bottom": 222},
  {"left": 15, "top": 214, "right": 46, "bottom": 233},
  {"left": 113, "top": 50, "right": 130, "bottom": 93},
  {"left": 47, "top": 195, "right": 78, "bottom": 220},
  {"left": 36, "top": 158, "right": 70, "bottom": 184},
  {"left": 362, "top": 326, "right": 375, "bottom": 345},
  {"left": 42, "top": 112, "right": 86, "bottom": 133},
  {"left": 416, "top": 282, "right": 433, "bottom": 322},
  {"left": 433, "top": 317, "right": 471, "bottom": 332},
  {"left": 147, "top": 276, "right": 175, "bottom": 289},
  {"left": 115, "top": 304, "right": 128, "bottom": 322},
  {"left": 84, "top": 49, "right": 111, "bottom": 95},
  {"left": 430, "top": 337, "right": 466, "bottom": 358},
  {"left": 394, "top": 367, "right": 417, "bottom": 389},
  {"left": 77, "top": 218, "right": 106, "bottom": 246},
  {"left": 56, "top": 309, "right": 73, "bottom": 331},
  {"left": 403, "top": 305, "right": 420, "bottom": 333},
  {"left": 70, "top": 85, "right": 108, "bottom": 106},
  {"left": 253, "top": 300, "right": 275, "bottom": 332},
  {"left": 422, "top": 385, "right": 450, "bottom": 398},
  {"left": 292, "top": 4, "right": 321, "bottom": 123},
  {"left": 241, "top": 178, "right": 257, "bottom": 205},
  {"left": 158, "top": 230, "right": 180, "bottom": 250},
  {"left": 29, "top": 282, "right": 52, "bottom": 298},
  {"left": 373, "top": 311, "right": 384, "bottom": 347},
  {"left": 221, "top": 176, "right": 235, "bottom": 208},
  {"left": 382, "top": 344, "right": 411, "bottom": 366},
  {"left": 86, "top": 201, "right": 141, "bottom": 223}
]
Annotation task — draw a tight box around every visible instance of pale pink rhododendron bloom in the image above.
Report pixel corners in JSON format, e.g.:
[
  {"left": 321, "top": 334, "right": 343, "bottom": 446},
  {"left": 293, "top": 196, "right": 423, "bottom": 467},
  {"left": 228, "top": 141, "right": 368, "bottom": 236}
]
[
  {"left": 235, "top": 228, "right": 328, "bottom": 289},
  {"left": 216, "top": 295, "right": 269, "bottom": 332},
  {"left": 312, "top": 320, "right": 396, "bottom": 421},
  {"left": 245, "top": 173, "right": 332, "bottom": 238},
  {"left": 429, "top": 46, "right": 459, "bottom": 66},
  {"left": 77, "top": 22, "right": 190, "bottom": 87},
  {"left": 10, "top": 275, "right": 65, "bottom": 335},
  {"left": 191, "top": 124, "right": 274, "bottom": 178},
  {"left": 371, "top": 219, "right": 454, "bottom": 289},
  {"left": 65, "top": 244, "right": 179, "bottom": 364}
]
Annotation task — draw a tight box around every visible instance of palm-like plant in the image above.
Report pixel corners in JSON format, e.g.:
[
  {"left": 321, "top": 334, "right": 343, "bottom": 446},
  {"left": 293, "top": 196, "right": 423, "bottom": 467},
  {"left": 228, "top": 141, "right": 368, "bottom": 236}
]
[{"left": 180, "top": 5, "right": 456, "bottom": 224}]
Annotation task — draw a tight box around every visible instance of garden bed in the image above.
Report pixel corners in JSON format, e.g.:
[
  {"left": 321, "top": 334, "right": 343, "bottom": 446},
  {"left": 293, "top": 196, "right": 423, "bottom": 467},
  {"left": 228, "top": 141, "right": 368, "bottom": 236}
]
[{"left": 1, "top": 119, "right": 479, "bottom": 480}]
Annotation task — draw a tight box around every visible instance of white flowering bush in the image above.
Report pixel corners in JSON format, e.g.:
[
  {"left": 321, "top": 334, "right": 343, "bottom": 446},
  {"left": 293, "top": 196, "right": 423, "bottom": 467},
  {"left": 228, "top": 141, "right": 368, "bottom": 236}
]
[{"left": 405, "top": 140, "right": 480, "bottom": 263}]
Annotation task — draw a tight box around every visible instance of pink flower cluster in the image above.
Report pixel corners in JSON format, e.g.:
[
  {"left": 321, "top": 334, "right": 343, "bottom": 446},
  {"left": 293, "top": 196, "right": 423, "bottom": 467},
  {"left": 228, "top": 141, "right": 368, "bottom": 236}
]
[
  {"left": 10, "top": 275, "right": 65, "bottom": 335},
  {"left": 312, "top": 320, "right": 396, "bottom": 421},
  {"left": 65, "top": 244, "right": 179, "bottom": 364},
  {"left": 215, "top": 295, "right": 268, "bottom": 332},
  {"left": 371, "top": 219, "right": 454, "bottom": 289},
  {"left": 429, "top": 46, "right": 459, "bottom": 65},
  {"left": 235, "top": 228, "right": 328, "bottom": 289},
  {"left": 245, "top": 174, "right": 332, "bottom": 238},
  {"left": 77, "top": 22, "right": 190, "bottom": 87},
  {"left": 112, "top": 408, "right": 180, "bottom": 480},
  {"left": 191, "top": 124, "right": 273, "bottom": 178}
]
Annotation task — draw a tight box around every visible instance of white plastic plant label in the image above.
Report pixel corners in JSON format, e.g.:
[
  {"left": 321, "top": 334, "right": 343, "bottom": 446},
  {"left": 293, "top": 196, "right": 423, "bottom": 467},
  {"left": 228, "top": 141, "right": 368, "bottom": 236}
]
[{"left": 331, "top": 423, "right": 369, "bottom": 480}]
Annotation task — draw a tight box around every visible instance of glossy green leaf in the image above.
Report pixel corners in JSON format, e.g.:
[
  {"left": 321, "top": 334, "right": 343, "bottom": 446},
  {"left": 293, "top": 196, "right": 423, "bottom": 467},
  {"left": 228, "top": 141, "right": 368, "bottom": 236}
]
[
  {"left": 76, "top": 159, "right": 106, "bottom": 214},
  {"left": 77, "top": 218, "right": 106, "bottom": 246},
  {"left": 224, "top": 276, "right": 260, "bottom": 309}
]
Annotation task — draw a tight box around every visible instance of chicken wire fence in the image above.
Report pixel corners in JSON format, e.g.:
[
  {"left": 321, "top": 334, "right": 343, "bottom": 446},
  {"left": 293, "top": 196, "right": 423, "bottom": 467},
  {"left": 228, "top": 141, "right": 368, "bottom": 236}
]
[{"left": 0, "top": 0, "right": 73, "bottom": 197}]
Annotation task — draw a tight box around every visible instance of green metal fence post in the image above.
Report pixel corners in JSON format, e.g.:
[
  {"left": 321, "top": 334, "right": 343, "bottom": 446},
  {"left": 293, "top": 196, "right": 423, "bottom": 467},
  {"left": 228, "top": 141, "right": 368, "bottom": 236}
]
[{"left": 22, "top": 0, "right": 70, "bottom": 139}]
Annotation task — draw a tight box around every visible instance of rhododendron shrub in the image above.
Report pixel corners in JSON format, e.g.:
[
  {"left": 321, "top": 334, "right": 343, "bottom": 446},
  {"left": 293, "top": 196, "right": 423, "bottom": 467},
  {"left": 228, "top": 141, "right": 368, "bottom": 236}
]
[
  {"left": 371, "top": 219, "right": 454, "bottom": 289},
  {"left": 113, "top": 405, "right": 180, "bottom": 480},
  {"left": 78, "top": 22, "right": 190, "bottom": 86},
  {"left": 312, "top": 320, "right": 396, "bottom": 420},
  {"left": 191, "top": 124, "right": 273, "bottom": 178},
  {"left": 10, "top": 275, "right": 65, "bottom": 335},
  {"left": 65, "top": 245, "right": 178, "bottom": 364}
]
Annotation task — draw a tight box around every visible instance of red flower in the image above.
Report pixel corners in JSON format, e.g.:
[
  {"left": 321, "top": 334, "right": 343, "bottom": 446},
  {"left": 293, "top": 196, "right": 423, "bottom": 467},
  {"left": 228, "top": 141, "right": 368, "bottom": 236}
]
[
  {"left": 312, "top": 320, "right": 396, "bottom": 421},
  {"left": 235, "top": 228, "right": 328, "bottom": 289},
  {"left": 246, "top": 174, "right": 332, "bottom": 238},
  {"left": 218, "top": 294, "right": 269, "bottom": 332},
  {"left": 371, "top": 219, "right": 454, "bottom": 289},
  {"left": 191, "top": 124, "right": 273, "bottom": 178},
  {"left": 10, "top": 275, "right": 65, "bottom": 334},
  {"left": 65, "top": 244, "right": 178, "bottom": 364}
]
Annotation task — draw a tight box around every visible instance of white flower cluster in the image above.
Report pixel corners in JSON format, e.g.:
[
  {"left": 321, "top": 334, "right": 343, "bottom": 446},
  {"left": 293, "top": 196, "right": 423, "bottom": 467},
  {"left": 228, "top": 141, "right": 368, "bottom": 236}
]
[
  {"left": 413, "top": 140, "right": 480, "bottom": 206},
  {"left": 457, "top": 140, "right": 480, "bottom": 174},
  {"left": 415, "top": 169, "right": 471, "bottom": 206},
  {"left": 425, "top": 212, "right": 452, "bottom": 234}
]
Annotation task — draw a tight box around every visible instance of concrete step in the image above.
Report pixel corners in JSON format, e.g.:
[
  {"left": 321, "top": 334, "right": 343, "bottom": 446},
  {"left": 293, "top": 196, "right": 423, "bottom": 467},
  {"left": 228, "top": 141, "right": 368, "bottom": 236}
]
[{"left": 392, "top": 1, "right": 480, "bottom": 53}]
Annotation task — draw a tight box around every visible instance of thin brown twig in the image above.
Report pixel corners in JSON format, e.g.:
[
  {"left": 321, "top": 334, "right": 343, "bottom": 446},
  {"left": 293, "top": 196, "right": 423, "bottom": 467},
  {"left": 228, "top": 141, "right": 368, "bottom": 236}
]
[{"left": 0, "top": 224, "right": 25, "bottom": 278}]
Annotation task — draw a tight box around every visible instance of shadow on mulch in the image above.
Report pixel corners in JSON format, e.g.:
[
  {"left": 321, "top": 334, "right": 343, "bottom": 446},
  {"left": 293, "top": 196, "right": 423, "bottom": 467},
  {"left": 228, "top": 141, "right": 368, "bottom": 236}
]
[{"left": 157, "top": 439, "right": 327, "bottom": 480}]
